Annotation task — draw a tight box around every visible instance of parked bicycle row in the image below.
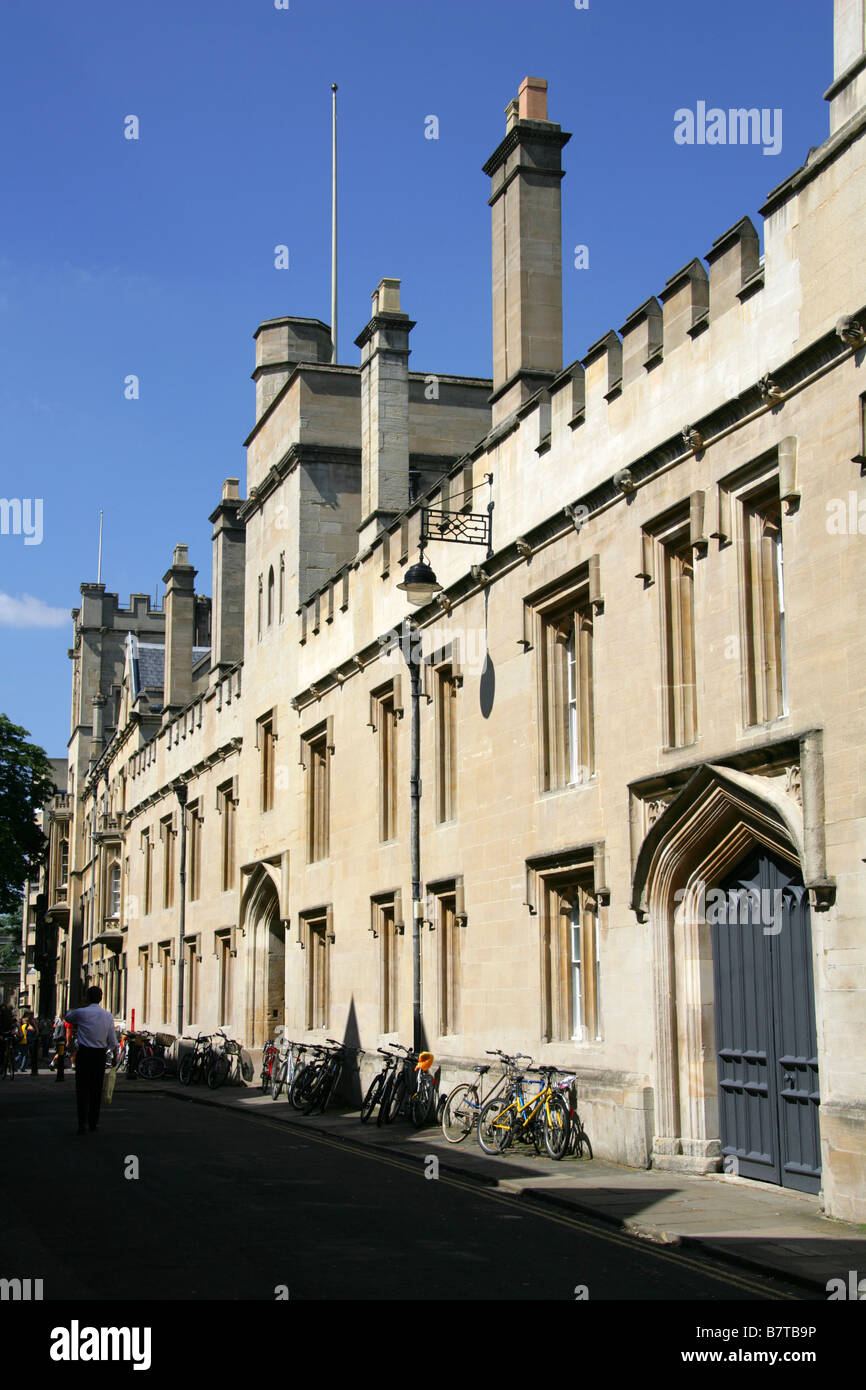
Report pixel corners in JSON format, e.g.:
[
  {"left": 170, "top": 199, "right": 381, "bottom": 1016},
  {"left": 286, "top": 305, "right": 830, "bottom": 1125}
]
[
  {"left": 117, "top": 1028, "right": 176, "bottom": 1080},
  {"left": 260, "top": 1036, "right": 356, "bottom": 1115},
  {"left": 259, "top": 1037, "right": 592, "bottom": 1159},
  {"left": 178, "top": 1029, "right": 254, "bottom": 1089},
  {"left": 438, "top": 1049, "right": 592, "bottom": 1160}
]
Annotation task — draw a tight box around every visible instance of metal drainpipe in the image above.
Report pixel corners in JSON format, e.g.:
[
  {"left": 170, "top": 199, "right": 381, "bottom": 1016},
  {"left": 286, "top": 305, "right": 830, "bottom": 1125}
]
[
  {"left": 175, "top": 782, "right": 188, "bottom": 1039},
  {"left": 406, "top": 621, "right": 423, "bottom": 1053}
]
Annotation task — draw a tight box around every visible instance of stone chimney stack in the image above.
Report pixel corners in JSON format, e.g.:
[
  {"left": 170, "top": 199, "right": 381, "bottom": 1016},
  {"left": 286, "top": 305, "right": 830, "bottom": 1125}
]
[
  {"left": 355, "top": 277, "right": 415, "bottom": 554},
  {"left": 90, "top": 693, "right": 106, "bottom": 766},
  {"left": 484, "top": 77, "right": 571, "bottom": 427},
  {"left": 209, "top": 479, "right": 245, "bottom": 680},
  {"left": 162, "top": 543, "right": 197, "bottom": 717},
  {"left": 828, "top": 0, "right": 866, "bottom": 133},
  {"left": 252, "top": 317, "right": 334, "bottom": 421}
]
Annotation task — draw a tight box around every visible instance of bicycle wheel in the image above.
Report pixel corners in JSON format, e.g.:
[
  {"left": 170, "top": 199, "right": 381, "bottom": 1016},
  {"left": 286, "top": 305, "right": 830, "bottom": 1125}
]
[
  {"left": 260, "top": 1048, "right": 274, "bottom": 1092},
  {"left": 360, "top": 1072, "right": 385, "bottom": 1123},
  {"left": 178, "top": 1053, "right": 195, "bottom": 1086},
  {"left": 573, "top": 1123, "right": 593, "bottom": 1160},
  {"left": 207, "top": 1053, "right": 230, "bottom": 1089},
  {"left": 375, "top": 1073, "right": 395, "bottom": 1127},
  {"left": 383, "top": 1074, "right": 406, "bottom": 1124},
  {"left": 478, "top": 1097, "right": 512, "bottom": 1155},
  {"left": 441, "top": 1084, "right": 476, "bottom": 1144},
  {"left": 312, "top": 1063, "right": 341, "bottom": 1115},
  {"left": 543, "top": 1093, "right": 570, "bottom": 1160},
  {"left": 270, "top": 1061, "right": 285, "bottom": 1100},
  {"left": 290, "top": 1062, "right": 317, "bottom": 1110},
  {"left": 409, "top": 1073, "right": 435, "bottom": 1129},
  {"left": 138, "top": 1054, "right": 164, "bottom": 1080}
]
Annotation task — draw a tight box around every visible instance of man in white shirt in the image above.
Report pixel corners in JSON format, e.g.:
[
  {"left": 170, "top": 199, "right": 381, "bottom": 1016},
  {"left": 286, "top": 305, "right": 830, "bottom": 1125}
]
[{"left": 65, "top": 986, "right": 118, "bottom": 1134}]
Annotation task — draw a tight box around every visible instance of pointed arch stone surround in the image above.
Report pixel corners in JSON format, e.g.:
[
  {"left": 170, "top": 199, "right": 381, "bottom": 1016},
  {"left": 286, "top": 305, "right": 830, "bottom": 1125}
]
[{"left": 630, "top": 745, "right": 834, "bottom": 1176}]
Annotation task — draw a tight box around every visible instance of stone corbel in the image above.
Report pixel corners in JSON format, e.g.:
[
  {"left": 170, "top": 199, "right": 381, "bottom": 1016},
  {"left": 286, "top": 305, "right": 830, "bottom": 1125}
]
[{"left": 778, "top": 436, "right": 801, "bottom": 515}]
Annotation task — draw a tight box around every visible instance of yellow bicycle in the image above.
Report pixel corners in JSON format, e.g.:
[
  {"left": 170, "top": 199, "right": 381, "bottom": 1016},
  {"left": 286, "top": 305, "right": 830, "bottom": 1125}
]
[{"left": 478, "top": 1065, "right": 570, "bottom": 1160}]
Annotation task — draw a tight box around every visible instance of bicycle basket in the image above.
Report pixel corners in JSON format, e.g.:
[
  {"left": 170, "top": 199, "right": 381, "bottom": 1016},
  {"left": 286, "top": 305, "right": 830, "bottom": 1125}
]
[{"left": 154, "top": 1033, "right": 176, "bottom": 1048}]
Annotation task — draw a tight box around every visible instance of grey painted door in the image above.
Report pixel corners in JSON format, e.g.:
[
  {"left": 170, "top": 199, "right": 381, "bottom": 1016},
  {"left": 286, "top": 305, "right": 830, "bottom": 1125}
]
[{"left": 711, "top": 849, "right": 821, "bottom": 1194}]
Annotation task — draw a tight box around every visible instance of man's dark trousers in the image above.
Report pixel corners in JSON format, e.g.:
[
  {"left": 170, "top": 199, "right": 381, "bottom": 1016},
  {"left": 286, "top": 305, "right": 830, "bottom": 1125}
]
[{"left": 75, "top": 1046, "right": 107, "bottom": 1131}]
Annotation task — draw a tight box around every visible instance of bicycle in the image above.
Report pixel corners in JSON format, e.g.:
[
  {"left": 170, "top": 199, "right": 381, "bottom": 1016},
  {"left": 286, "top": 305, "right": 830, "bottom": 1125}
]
[
  {"left": 381, "top": 1045, "right": 440, "bottom": 1128},
  {"left": 301, "top": 1040, "right": 352, "bottom": 1114},
  {"left": 178, "top": 1032, "right": 218, "bottom": 1085},
  {"left": 137, "top": 1031, "right": 173, "bottom": 1080},
  {"left": 440, "top": 1050, "right": 532, "bottom": 1144},
  {"left": 555, "top": 1073, "right": 593, "bottom": 1159},
  {"left": 207, "top": 1031, "right": 252, "bottom": 1088},
  {"left": 359, "top": 1048, "right": 399, "bottom": 1123},
  {"left": 478, "top": 1065, "right": 571, "bottom": 1159},
  {"left": 260, "top": 1038, "right": 278, "bottom": 1093},
  {"left": 270, "top": 1039, "right": 304, "bottom": 1100}
]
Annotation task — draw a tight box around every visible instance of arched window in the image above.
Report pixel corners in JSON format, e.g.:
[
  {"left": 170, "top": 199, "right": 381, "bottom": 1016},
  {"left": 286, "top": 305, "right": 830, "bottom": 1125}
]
[{"left": 267, "top": 566, "right": 275, "bottom": 627}]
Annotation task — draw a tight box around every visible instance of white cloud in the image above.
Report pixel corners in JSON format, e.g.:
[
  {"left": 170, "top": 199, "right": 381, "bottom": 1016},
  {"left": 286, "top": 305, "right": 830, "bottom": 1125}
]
[{"left": 0, "top": 593, "right": 68, "bottom": 628}]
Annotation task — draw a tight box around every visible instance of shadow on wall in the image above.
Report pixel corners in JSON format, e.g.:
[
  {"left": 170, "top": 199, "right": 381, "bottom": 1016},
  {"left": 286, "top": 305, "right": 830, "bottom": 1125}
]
[{"left": 340, "top": 996, "right": 363, "bottom": 1104}]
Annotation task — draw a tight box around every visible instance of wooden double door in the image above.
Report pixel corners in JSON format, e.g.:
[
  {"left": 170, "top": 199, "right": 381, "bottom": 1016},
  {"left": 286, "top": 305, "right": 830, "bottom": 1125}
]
[{"left": 711, "top": 849, "right": 821, "bottom": 1194}]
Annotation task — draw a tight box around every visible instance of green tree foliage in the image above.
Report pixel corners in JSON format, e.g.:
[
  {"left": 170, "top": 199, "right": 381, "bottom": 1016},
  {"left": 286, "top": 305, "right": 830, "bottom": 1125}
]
[{"left": 0, "top": 715, "right": 56, "bottom": 912}]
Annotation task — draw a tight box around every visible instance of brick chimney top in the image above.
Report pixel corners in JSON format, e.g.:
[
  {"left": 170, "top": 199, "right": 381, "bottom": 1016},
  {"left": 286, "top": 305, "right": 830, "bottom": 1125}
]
[{"left": 518, "top": 76, "right": 548, "bottom": 121}]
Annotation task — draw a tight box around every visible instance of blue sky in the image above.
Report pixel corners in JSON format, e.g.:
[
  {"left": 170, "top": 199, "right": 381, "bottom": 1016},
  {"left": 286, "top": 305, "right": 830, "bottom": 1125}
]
[{"left": 0, "top": 0, "right": 831, "bottom": 758}]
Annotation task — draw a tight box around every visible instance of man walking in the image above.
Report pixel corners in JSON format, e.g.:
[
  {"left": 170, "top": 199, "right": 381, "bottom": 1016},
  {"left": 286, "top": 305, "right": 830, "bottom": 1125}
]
[{"left": 65, "top": 987, "right": 117, "bottom": 1134}]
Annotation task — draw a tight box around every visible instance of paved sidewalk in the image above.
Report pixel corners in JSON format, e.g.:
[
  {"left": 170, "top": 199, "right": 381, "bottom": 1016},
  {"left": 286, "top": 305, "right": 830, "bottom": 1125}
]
[{"left": 143, "top": 1075, "right": 865, "bottom": 1297}]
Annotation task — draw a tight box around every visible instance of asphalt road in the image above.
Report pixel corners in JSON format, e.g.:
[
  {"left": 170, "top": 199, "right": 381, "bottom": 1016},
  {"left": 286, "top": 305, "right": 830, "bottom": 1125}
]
[{"left": 2, "top": 1075, "right": 808, "bottom": 1302}]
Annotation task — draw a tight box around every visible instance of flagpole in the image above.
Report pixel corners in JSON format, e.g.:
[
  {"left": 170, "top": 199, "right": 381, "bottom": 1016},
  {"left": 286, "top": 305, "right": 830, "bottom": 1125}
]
[
  {"left": 97, "top": 510, "right": 103, "bottom": 584},
  {"left": 331, "top": 82, "right": 338, "bottom": 365}
]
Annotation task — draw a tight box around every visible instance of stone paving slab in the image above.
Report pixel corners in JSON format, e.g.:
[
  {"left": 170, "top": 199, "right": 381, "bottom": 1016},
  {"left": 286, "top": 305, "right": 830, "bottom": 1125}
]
[{"left": 137, "top": 1076, "right": 866, "bottom": 1296}]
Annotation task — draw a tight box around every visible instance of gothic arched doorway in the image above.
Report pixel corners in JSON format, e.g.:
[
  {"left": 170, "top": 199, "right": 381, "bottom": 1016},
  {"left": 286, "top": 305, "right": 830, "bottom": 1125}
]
[{"left": 240, "top": 866, "right": 283, "bottom": 1049}]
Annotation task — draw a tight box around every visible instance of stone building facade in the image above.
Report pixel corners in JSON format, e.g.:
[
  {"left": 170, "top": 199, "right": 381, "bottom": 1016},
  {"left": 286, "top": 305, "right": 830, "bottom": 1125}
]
[{"left": 51, "top": 2, "right": 865, "bottom": 1221}]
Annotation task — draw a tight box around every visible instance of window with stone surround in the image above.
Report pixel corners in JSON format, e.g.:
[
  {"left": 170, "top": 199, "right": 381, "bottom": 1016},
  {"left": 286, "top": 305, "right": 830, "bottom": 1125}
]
[
  {"left": 434, "top": 662, "right": 458, "bottom": 823},
  {"left": 525, "top": 570, "right": 597, "bottom": 792},
  {"left": 184, "top": 935, "right": 200, "bottom": 1026},
  {"left": 739, "top": 480, "right": 786, "bottom": 727},
  {"left": 370, "top": 680, "right": 402, "bottom": 842},
  {"left": 661, "top": 526, "right": 697, "bottom": 748},
  {"left": 108, "top": 860, "right": 121, "bottom": 920},
  {"left": 267, "top": 566, "right": 275, "bottom": 627},
  {"left": 218, "top": 780, "right": 237, "bottom": 892},
  {"left": 158, "top": 941, "right": 173, "bottom": 1024},
  {"left": 301, "top": 907, "right": 332, "bottom": 1030},
  {"left": 301, "top": 720, "right": 333, "bottom": 863},
  {"left": 188, "top": 800, "right": 202, "bottom": 902},
  {"left": 257, "top": 711, "right": 276, "bottom": 814},
  {"left": 141, "top": 829, "right": 153, "bottom": 916},
  {"left": 215, "top": 929, "right": 234, "bottom": 1025},
  {"left": 428, "top": 877, "right": 466, "bottom": 1037},
  {"left": 160, "top": 814, "right": 175, "bottom": 910},
  {"left": 526, "top": 846, "right": 606, "bottom": 1044},
  {"left": 371, "top": 891, "right": 403, "bottom": 1034},
  {"left": 139, "top": 946, "right": 150, "bottom": 1023}
]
